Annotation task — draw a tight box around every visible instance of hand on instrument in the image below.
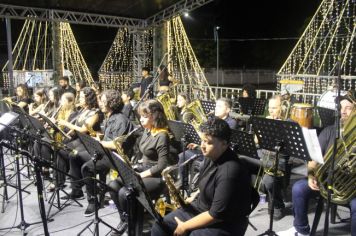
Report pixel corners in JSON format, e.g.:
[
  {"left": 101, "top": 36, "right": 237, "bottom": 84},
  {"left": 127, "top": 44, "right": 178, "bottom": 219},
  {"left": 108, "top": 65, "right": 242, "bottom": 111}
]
[
  {"left": 186, "top": 143, "right": 198, "bottom": 150},
  {"left": 308, "top": 176, "right": 319, "bottom": 191},
  {"left": 174, "top": 217, "right": 187, "bottom": 236}
]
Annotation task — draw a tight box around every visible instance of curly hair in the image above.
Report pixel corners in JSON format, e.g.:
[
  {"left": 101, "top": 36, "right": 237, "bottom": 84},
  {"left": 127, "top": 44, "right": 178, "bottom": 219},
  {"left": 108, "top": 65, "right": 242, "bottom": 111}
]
[
  {"left": 101, "top": 90, "right": 123, "bottom": 113},
  {"left": 82, "top": 87, "right": 98, "bottom": 109},
  {"left": 199, "top": 116, "right": 231, "bottom": 142},
  {"left": 138, "top": 99, "right": 168, "bottom": 129}
]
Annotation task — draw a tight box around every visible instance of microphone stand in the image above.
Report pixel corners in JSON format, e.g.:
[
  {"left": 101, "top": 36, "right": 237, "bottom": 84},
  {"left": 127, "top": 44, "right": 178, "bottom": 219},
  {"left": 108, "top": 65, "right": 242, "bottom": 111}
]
[
  {"left": 132, "top": 53, "right": 168, "bottom": 128},
  {"left": 323, "top": 58, "right": 342, "bottom": 236}
]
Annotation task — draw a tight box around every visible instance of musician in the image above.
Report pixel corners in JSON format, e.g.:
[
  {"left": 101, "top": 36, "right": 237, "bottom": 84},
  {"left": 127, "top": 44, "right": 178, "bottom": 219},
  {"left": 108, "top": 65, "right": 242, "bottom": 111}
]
[
  {"left": 13, "top": 84, "right": 32, "bottom": 112},
  {"left": 139, "top": 67, "right": 154, "bottom": 99},
  {"left": 29, "top": 89, "right": 48, "bottom": 116},
  {"left": 58, "top": 76, "right": 76, "bottom": 96},
  {"left": 151, "top": 117, "right": 252, "bottom": 236},
  {"left": 108, "top": 99, "right": 177, "bottom": 235},
  {"left": 175, "top": 93, "right": 194, "bottom": 123},
  {"left": 121, "top": 89, "right": 135, "bottom": 121},
  {"left": 75, "top": 80, "right": 87, "bottom": 108},
  {"left": 44, "top": 87, "right": 61, "bottom": 117},
  {"left": 157, "top": 65, "right": 177, "bottom": 95},
  {"left": 72, "top": 90, "right": 135, "bottom": 217},
  {"left": 278, "top": 93, "right": 356, "bottom": 236},
  {"left": 242, "top": 83, "right": 256, "bottom": 98}
]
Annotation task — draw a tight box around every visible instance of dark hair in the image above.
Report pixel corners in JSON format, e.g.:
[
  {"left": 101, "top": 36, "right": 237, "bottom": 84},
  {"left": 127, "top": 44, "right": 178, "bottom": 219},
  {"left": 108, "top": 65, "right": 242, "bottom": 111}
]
[
  {"left": 101, "top": 90, "right": 123, "bottom": 112},
  {"left": 217, "top": 97, "right": 232, "bottom": 109},
  {"left": 138, "top": 99, "right": 168, "bottom": 129},
  {"left": 199, "top": 117, "right": 231, "bottom": 142},
  {"left": 177, "top": 93, "right": 190, "bottom": 104},
  {"left": 34, "top": 88, "right": 48, "bottom": 104},
  {"left": 76, "top": 80, "right": 87, "bottom": 89},
  {"left": 159, "top": 65, "right": 170, "bottom": 81},
  {"left": 142, "top": 67, "right": 150, "bottom": 73},
  {"left": 242, "top": 83, "right": 256, "bottom": 98},
  {"left": 16, "top": 84, "right": 29, "bottom": 99},
  {"left": 123, "top": 89, "right": 135, "bottom": 100},
  {"left": 47, "top": 87, "right": 61, "bottom": 110},
  {"left": 82, "top": 87, "right": 98, "bottom": 109},
  {"left": 59, "top": 76, "right": 70, "bottom": 83}
]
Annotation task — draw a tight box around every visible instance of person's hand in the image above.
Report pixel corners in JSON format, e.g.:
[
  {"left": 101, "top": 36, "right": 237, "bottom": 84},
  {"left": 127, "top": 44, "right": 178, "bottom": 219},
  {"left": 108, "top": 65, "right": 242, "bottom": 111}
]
[
  {"left": 186, "top": 143, "right": 198, "bottom": 150},
  {"left": 174, "top": 217, "right": 187, "bottom": 236},
  {"left": 308, "top": 175, "right": 319, "bottom": 191}
]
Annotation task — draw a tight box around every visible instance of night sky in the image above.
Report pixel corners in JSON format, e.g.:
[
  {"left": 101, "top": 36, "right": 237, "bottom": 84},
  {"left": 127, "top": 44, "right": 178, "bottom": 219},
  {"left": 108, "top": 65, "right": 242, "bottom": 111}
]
[{"left": 0, "top": 0, "right": 322, "bottom": 77}]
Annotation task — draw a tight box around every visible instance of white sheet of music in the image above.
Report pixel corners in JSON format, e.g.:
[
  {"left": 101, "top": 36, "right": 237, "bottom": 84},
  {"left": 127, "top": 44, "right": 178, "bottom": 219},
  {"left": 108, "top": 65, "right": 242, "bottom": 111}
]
[
  {"left": 0, "top": 112, "right": 18, "bottom": 132},
  {"left": 302, "top": 127, "right": 324, "bottom": 164}
]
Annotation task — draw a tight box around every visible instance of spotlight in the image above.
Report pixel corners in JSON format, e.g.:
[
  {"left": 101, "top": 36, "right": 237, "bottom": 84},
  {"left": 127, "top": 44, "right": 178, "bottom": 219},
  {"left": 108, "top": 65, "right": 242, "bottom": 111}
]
[{"left": 183, "top": 11, "right": 189, "bottom": 17}]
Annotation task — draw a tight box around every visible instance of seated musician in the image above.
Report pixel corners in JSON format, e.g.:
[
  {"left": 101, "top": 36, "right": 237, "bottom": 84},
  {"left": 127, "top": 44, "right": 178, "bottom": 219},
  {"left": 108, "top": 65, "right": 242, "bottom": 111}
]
[
  {"left": 278, "top": 92, "right": 355, "bottom": 236},
  {"left": 177, "top": 97, "right": 237, "bottom": 184},
  {"left": 242, "top": 83, "right": 257, "bottom": 98},
  {"left": 108, "top": 99, "right": 178, "bottom": 236},
  {"left": 29, "top": 89, "right": 48, "bottom": 116},
  {"left": 43, "top": 87, "right": 61, "bottom": 117},
  {"left": 174, "top": 93, "right": 194, "bottom": 123},
  {"left": 74, "top": 80, "right": 87, "bottom": 110},
  {"left": 58, "top": 76, "right": 76, "bottom": 97},
  {"left": 9, "top": 84, "right": 32, "bottom": 113},
  {"left": 73, "top": 90, "right": 135, "bottom": 216},
  {"left": 151, "top": 117, "right": 252, "bottom": 236},
  {"left": 121, "top": 89, "right": 135, "bottom": 121}
]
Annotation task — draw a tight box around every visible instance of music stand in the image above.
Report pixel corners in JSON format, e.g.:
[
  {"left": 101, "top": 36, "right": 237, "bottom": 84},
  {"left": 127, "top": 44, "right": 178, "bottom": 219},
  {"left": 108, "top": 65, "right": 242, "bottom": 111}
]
[
  {"left": 251, "top": 117, "right": 311, "bottom": 236},
  {"left": 200, "top": 100, "right": 215, "bottom": 115},
  {"left": 111, "top": 151, "right": 164, "bottom": 236},
  {"left": 230, "top": 129, "right": 258, "bottom": 159},
  {"left": 75, "top": 131, "right": 120, "bottom": 236},
  {"left": 317, "top": 107, "right": 335, "bottom": 128},
  {"left": 168, "top": 120, "right": 201, "bottom": 145},
  {"left": 238, "top": 98, "right": 267, "bottom": 116}
]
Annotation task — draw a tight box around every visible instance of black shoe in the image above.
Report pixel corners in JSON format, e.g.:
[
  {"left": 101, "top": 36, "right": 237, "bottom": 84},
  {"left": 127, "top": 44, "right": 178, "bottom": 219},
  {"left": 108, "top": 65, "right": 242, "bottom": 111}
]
[
  {"left": 272, "top": 208, "right": 285, "bottom": 221},
  {"left": 84, "top": 203, "right": 95, "bottom": 217},
  {"left": 111, "top": 221, "right": 128, "bottom": 236},
  {"left": 60, "top": 190, "right": 84, "bottom": 200}
]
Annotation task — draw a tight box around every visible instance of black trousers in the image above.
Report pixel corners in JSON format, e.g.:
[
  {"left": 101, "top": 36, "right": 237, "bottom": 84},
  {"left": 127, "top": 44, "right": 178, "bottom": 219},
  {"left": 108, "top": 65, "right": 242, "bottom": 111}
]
[{"left": 150, "top": 207, "right": 248, "bottom": 236}]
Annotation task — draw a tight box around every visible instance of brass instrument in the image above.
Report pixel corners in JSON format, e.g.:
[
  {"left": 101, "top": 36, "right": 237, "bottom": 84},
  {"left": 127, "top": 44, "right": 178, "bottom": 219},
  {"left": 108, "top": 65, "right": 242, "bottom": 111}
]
[
  {"left": 157, "top": 93, "right": 176, "bottom": 120},
  {"left": 315, "top": 110, "right": 356, "bottom": 205},
  {"left": 186, "top": 100, "right": 207, "bottom": 130},
  {"left": 85, "top": 122, "right": 97, "bottom": 138},
  {"left": 156, "top": 154, "right": 201, "bottom": 216},
  {"left": 281, "top": 99, "right": 291, "bottom": 120},
  {"left": 112, "top": 127, "right": 140, "bottom": 167}
]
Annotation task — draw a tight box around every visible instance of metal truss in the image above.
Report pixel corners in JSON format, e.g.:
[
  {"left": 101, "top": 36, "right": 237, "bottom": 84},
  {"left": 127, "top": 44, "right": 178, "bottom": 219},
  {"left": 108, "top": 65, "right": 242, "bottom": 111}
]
[
  {"left": 0, "top": 4, "right": 146, "bottom": 28},
  {"left": 146, "top": 0, "right": 214, "bottom": 27}
]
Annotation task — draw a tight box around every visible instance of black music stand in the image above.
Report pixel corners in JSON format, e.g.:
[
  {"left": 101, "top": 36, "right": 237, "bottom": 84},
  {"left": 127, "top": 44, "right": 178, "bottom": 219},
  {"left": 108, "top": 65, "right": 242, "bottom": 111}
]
[
  {"left": 200, "top": 100, "right": 215, "bottom": 115},
  {"left": 38, "top": 113, "right": 82, "bottom": 219},
  {"left": 238, "top": 97, "right": 267, "bottom": 116},
  {"left": 75, "top": 131, "right": 120, "bottom": 236},
  {"left": 168, "top": 120, "right": 202, "bottom": 196},
  {"left": 111, "top": 151, "right": 164, "bottom": 236},
  {"left": 230, "top": 129, "right": 258, "bottom": 159},
  {"left": 251, "top": 117, "right": 311, "bottom": 236},
  {"left": 317, "top": 107, "right": 335, "bottom": 128}
]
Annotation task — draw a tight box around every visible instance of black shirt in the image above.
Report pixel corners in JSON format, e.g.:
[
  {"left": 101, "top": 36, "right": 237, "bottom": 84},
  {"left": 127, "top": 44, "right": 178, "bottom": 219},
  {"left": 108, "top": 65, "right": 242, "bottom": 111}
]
[
  {"left": 224, "top": 116, "right": 237, "bottom": 129},
  {"left": 140, "top": 76, "right": 153, "bottom": 99},
  {"left": 192, "top": 148, "right": 251, "bottom": 222},
  {"left": 139, "top": 129, "right": 173, "bottom": 177},
  {"left": 318, "top": 124, "right": 336, "bottom": 156},
  {"left": 102, "top": 112, "right": 134, "bottom": 141},
  {"left": 121, "top": 103, "right": 135, "bottom": 121},
  {"left": 59, "top": 85, "right": 76, "bottom": 97}
]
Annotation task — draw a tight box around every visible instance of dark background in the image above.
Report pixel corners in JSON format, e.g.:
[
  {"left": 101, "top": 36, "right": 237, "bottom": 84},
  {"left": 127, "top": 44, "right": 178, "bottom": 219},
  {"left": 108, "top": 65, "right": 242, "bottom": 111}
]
[{"left": 0, "top": 0, "right": 322, "bottom": 76}]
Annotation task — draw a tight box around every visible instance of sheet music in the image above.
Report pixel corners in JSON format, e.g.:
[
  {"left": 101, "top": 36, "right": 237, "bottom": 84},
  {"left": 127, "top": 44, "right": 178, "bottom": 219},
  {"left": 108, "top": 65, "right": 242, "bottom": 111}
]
[
  {"left": 302, "top": 128, "right": 324, "bottom": 164},
  {"left": 0, "top": 112, "right": 19, "bottom": 132}
]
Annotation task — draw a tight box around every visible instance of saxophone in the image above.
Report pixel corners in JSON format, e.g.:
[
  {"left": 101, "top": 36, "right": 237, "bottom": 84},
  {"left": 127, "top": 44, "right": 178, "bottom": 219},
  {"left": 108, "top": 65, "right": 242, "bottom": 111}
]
[
  {"left": 156, "top": 154, "right": 201, "bottom": 216},
  {"left": 315, "top": 109, "right": 356, "bottom": 205},
  {"left": 113, "top": 127, "right": 140, "bottom": 168}
]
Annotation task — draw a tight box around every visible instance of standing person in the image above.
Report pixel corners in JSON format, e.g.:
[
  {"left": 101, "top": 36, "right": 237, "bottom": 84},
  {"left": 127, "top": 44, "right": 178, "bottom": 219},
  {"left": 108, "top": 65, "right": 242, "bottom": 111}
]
[
  {"left": 58, "top": 76, "right": 76, "bottom": 96},
  {"left": 151, "top": 117, "right": 253, "bottom": 236},
  {"left": 139, "top": 67, "right": 154, "bottom": 99},
  {"left": 108, "top": 99, "right": 177, "bottom": 235},
  {"left": 157, "top": 65, "right": 177, "bottom": 95},
  {"left": 278, "top": 93, "right": 355, "bottom": 236}
]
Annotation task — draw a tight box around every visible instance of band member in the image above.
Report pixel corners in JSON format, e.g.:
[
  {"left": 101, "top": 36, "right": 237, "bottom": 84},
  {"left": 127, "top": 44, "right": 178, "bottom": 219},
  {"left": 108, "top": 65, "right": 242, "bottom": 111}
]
[
  {"left": 139, "top": 67, "right": 154, "bottom": 99},
  {"left": 175, "top": 93, "right": 194, "bottom": 123},
  {"left": 75, "top": 80, "right": 87, "bottom": 108},
  {"left": 12, "top": 84, "right": 32, "bottom": 112},
  {"left": 72, "top": 90, "right": 134, "bottom": 217},
  {"left": 278, "top": 93, "right": 355, "bottom": 236},
  {"left": 29, "top": 89, "right": 48, "bottom": 116},
  {"left": 58, "top": 76, "right": 76, "bottom": 96},
  {"left": 157, "top": 65, "right": 177, "bottom": 95},
  {"left": 151, "top": 117, "right": 252, "bottom": 236},
  {"left": 242, "top": 83, "right": 256, "bottom": 98},
  {"left": 44, "top": 87, "right": 61, "bottom": 117},
  {"left": 121, "top": 89, "right": 135, "bottom": 121},
  {"left": 108, "top": 99, "right": 177, "bottom": 235}
]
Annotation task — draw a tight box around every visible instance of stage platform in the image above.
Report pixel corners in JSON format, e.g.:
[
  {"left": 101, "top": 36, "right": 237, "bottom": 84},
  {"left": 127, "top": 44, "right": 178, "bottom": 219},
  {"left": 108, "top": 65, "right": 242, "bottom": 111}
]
[{"left": 0, "top": 153, "right": 351, "bottom": 236}]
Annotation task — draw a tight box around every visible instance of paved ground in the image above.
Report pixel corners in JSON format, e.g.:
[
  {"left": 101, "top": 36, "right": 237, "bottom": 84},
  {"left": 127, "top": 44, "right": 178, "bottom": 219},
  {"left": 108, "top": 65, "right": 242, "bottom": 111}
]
[{"left": 0, "top": 152, "right": 352, "bottom": 236}]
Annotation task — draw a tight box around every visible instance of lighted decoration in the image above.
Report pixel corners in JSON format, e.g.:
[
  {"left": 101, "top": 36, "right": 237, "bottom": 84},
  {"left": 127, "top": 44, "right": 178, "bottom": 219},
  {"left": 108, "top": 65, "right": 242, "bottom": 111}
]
[
  {"left": 277, "top": 0, "right": 356, "bottom": 95},
  {"left": 1, "top": 20, "right": 94, "bottom": 88}
]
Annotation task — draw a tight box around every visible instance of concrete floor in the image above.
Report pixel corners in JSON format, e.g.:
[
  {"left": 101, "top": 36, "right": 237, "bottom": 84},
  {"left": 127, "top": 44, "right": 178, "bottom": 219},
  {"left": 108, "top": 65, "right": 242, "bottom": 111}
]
[{"left": 0, "top": 153, "right": 352, "bottom": 236}]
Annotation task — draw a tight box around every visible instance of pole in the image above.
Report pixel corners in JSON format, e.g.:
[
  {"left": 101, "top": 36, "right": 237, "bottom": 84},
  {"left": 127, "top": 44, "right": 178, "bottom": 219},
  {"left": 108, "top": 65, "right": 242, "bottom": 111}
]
[
  {"left": 216, "top": 26, "right": 220, "bottom": 88},
  {"left": 6, "top": 17, "right": 14, "bottom": 96}
]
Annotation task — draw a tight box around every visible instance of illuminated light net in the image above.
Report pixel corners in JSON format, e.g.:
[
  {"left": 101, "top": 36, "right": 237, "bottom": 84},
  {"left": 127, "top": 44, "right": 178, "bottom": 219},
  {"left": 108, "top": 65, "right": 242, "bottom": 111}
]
[
  {"left": 167, "top": 16, "right": 215, "bottom": 100},
  {"left": 98, "top": 28, "right": 153, "bottom": 91},
  {"left": 1, "top": 20, "right": 94, "bottom": 88},
  {"left": 277, "top": 0, "right": 356, "bottom": 94}
]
